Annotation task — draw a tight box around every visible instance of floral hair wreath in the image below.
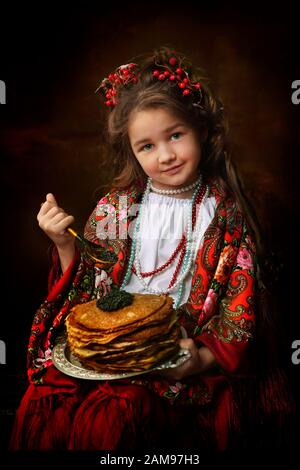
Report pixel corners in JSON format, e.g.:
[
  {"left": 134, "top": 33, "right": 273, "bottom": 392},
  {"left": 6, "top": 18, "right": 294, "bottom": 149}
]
[{"left": 95, "top": 52, "right": 203, "bottom": 109}]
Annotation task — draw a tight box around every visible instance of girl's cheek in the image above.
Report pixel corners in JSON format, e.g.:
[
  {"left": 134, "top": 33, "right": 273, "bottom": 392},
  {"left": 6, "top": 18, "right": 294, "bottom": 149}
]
[{"left": 144, "top": 160, "right": 157, "bottom": 172}]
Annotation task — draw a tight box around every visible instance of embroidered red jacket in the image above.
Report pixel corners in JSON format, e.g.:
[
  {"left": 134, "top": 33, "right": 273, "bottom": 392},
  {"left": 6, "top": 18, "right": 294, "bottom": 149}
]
[{"left": 27, "top": 179, "right": 259, "bottom": 406}]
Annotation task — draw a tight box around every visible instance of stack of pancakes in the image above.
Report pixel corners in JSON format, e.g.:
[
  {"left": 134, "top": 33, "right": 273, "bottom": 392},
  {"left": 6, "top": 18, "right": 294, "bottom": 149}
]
[{"left": 65, "top": 293, "right": 181, "bottom": 373}]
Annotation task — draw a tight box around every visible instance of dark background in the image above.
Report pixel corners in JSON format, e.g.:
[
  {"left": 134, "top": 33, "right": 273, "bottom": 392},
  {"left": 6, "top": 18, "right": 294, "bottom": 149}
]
[{"left": 0, "top": 2, "right": 299, "bottom": 455}]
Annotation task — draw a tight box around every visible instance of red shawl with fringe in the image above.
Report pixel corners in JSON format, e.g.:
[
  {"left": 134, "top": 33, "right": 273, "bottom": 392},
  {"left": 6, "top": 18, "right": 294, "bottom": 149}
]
[{"left": 26, "top": 179, "right": 294, "bottom": 441}]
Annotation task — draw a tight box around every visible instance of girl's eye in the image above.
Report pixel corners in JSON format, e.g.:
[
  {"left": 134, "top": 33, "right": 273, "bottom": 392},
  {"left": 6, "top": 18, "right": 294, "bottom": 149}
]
[
  {"left": 142, "top": 143, "right": 153, "bottom": 151},
  {"left": 171, "top": 132, "right": 181, "bottom": 141}
]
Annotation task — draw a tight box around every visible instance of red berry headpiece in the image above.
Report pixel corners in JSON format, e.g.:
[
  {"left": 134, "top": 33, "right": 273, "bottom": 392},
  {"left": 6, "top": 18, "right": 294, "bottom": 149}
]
[
  {"left": 96, "top": 51, "right": 203, "bottom": 108},
  {"left": 151, "top": 54, "right": 203, "bottom": 107},
  {"left": 95, "top": 63, "right": 139, "bottom": 107}
]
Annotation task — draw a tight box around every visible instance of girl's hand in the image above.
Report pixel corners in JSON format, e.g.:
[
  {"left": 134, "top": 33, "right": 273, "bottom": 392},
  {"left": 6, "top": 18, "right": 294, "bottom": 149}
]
[
  {"left": 154, "top": 338, "right": 206, "bottom": 381},
  {"left": 37, "top": 193, "right": 75, "bottom": 249}
]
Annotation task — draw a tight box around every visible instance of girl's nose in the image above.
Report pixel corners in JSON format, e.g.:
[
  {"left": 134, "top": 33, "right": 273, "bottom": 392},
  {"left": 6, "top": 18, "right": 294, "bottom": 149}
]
[{"left": 157, "top": 146, "right": 177, "bottom": 164}]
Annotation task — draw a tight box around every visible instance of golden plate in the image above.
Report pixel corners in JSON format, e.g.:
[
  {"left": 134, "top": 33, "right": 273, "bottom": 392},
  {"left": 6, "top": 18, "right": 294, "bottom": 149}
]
[{"left": 52, "top": 335, "right": 191, "bottom": 380}]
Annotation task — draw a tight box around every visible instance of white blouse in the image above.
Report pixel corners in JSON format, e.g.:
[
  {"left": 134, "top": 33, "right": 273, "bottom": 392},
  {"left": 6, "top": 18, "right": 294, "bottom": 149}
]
[{"left": 123, "top": 191, "right": 217, "bottom": 306}]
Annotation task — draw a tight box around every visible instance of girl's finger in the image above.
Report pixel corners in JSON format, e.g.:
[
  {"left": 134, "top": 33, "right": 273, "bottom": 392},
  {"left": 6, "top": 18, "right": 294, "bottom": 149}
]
[
  {"left": 44, "top": 206, "right": 64, "bottom": 219},
  {"left": 50, "top": 212, "right": 67, "bottom": 226},
  {"left": 38, "top": 207, "right": 63, "bottom": 226},
  {"left": 54, "top": 215, "right": 75, "bottom": 234},
  {"left": 38, "top": 200, "right": 58, "bottom": 217},
  {"left": 46, "top": 193, "right": 58, "bottom": 206}
]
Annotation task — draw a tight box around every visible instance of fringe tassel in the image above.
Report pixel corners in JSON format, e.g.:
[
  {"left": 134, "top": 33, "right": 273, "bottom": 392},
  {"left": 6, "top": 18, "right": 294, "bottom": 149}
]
[
  {"left": 68, "top": 382, "right": 145, "bottom": 450},
  {"left": 10, "top": 392, "right": 81, "bottom": 450},
  {"left": 68, "top": 382, "right": 194, "bottom": 451},
  {"left": 10, "top": 369, "right": 296, "bottom": 450}
]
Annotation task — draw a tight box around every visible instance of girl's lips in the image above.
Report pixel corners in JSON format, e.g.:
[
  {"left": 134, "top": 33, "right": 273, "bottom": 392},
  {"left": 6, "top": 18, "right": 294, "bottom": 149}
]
[{"left": 162, "top": 163, "right": 184, "bottom": 174}]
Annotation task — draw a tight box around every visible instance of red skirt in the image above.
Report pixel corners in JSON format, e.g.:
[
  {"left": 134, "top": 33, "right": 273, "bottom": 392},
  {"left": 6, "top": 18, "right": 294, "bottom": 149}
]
[{"left": 9, "top": 366, "right": 231, "bottom": 450}]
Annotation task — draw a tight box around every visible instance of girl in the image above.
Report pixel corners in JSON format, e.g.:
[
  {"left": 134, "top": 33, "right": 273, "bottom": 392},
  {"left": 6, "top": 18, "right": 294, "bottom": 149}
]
[{"left": 10, "top": 47, "right": 294, "bottom": 450}]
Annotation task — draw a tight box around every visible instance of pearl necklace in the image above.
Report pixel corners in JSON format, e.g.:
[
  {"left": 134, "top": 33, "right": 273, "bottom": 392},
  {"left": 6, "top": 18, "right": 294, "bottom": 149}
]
[
  {"left": 120, "top": 175, "right": 209, "bottom": 308},
  {"left": 150, "top": 176, "right": 201, "bottom": 195}
]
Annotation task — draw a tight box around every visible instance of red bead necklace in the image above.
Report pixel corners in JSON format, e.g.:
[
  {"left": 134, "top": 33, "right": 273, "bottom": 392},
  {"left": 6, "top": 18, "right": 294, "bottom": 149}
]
[{"left": 131, "top": 184, "right": 207, "bottom": 286}]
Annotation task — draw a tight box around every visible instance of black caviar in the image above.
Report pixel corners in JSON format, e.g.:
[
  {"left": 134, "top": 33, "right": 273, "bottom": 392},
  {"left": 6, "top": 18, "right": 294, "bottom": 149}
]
[{"left": 96, "top": 287, "right": 134, "bottom": 311}]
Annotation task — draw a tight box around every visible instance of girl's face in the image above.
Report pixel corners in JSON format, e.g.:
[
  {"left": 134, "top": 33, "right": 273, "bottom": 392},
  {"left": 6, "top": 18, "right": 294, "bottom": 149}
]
[{"left": 128, "top": 107, "right": 203, "bottom": 191}]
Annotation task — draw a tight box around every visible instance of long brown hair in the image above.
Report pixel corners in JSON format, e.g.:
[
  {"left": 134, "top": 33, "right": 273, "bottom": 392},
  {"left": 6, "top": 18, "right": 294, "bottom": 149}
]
[{"left": 101, "top": 46, "right": 263, "bottom": 254}]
